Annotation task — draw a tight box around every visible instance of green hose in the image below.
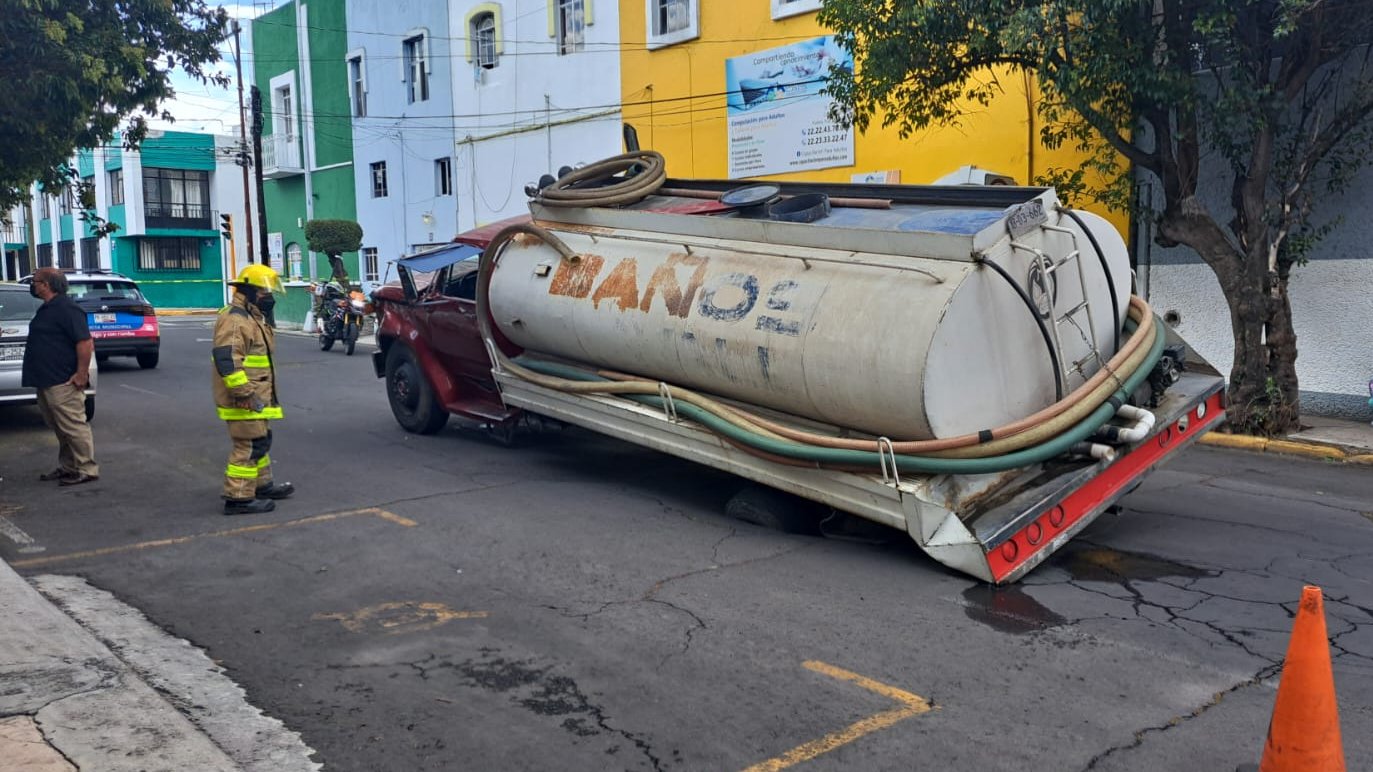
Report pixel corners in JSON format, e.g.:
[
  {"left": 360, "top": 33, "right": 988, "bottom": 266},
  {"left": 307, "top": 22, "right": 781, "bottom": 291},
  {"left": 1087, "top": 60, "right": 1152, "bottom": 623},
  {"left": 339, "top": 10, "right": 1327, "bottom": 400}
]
[{"left": 514, "top": 314, "right": 1167, "bottom": 476}]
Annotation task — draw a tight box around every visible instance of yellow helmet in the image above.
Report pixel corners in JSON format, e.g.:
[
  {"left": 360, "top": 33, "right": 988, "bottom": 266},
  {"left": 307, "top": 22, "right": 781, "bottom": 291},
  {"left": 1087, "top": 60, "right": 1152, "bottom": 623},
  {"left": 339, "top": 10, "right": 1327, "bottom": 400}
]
[{"left": 229, "top": 263, "right": 285, "bottom": 295}]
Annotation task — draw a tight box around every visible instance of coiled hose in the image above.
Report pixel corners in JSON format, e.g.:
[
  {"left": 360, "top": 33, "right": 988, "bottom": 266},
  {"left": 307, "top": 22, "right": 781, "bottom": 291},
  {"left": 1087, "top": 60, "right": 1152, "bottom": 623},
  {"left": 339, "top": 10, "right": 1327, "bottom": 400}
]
[
  {"left": 477, "top": 224, "right": 1166, "bottom": 475},
  {"left": 533, "top": 150, "right": 667, "bottom": 208}
]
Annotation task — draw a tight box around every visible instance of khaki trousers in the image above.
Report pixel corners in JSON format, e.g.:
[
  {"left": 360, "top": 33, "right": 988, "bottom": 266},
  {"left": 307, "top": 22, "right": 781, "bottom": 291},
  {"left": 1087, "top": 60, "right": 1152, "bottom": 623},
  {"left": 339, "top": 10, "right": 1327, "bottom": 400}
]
[
  {"left": 36, "top": 383, "right": 98, "bottom": 477},
  {"left": 223, "top": 419, "right": 274, "bottom": 500}
]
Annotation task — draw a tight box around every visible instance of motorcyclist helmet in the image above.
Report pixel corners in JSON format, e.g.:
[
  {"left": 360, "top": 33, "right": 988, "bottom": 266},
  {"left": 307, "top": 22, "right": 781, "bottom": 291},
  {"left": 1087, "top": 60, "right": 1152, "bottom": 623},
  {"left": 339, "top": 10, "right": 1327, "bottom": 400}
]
[{"left": 229, "top": 263, "right": 286, "bottom": 295}]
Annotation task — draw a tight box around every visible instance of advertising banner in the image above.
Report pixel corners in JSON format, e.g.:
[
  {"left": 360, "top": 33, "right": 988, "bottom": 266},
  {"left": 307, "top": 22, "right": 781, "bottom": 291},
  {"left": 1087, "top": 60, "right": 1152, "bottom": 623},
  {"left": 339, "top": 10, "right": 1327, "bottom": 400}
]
[{"left": 725, "top": 36, "right": 854, "bottom": 179}]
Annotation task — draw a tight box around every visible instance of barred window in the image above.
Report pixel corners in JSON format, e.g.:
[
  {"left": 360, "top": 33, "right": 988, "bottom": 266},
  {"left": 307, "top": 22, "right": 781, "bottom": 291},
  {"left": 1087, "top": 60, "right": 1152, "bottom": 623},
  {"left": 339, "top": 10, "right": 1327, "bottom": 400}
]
[
  {"left": 138, "top": 238, "right": 202, "bottom": 271},
  {"left": 107, "top": 169, "right": 124, "bottom": 206},
  {"left": 57, "top": 240, "right": 75, "bottom": 269},
  {"left": 80, "top": 237, "right": 100, "bottom": 271},
  {"left": 37, "top": 243, "right": 52, "bottom": 265},
  {"left": 363, "top": 247, "right": 379, "bottom": 283}
]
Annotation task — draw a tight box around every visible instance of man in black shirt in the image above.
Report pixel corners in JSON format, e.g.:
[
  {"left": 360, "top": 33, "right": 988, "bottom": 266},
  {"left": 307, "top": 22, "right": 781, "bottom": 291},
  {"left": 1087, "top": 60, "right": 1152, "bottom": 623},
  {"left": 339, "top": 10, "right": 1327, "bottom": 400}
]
[{"left": 21, "top": 267, "right": 99, "bottom": 485}]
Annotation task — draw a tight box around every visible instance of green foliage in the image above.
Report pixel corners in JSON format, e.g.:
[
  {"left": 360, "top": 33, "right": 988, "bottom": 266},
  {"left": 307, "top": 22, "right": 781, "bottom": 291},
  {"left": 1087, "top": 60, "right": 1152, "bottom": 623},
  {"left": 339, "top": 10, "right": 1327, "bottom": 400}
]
[
  {"left": 304, "top": 219, "right": 364, "bottom": 257},
  {"left": 0, "top": 0, "right": 229, "bottom": 214}
]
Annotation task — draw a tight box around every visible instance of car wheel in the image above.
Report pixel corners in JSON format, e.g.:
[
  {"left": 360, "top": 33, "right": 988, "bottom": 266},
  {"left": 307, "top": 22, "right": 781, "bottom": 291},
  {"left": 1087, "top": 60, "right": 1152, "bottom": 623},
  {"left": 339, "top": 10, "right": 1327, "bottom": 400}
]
[
  {"left": 345, "top": 322, "right": 358, "bottom": 356},
  {"left": 385, "top": 345, "right": 448, "bottom": 434},
  {"left": 95, "top": 353, "right": 109, "bottom": 363},
  {"left": 85, "top": 395, "right": 95, "bottom": 422},
  {"left": 320, "top": 334, "right": 334, "bottom": 352},
  {"left": 136, "top": 351, "right": 159, "bottom": 369}
]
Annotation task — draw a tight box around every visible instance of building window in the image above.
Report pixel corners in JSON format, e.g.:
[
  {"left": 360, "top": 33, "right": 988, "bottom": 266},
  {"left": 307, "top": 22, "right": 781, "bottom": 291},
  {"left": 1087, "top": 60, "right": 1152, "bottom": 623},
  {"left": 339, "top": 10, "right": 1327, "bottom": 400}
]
[
  {"left": 363, "top": 247, "right": 379, "bottom": 283},
  {"left": 57, "top": 240, "right": 75, "bottom": 269},
  {"left": 646, "top": 0, "right": 697, "bottom": 49},
  {"left": 138, "top": 237, "right": 202, "bottom": 271},
  {"left": 370, "top": 161, "right": 389, "bottom": 198},
  {"left": 435, "top": 157, "right": 453, "bottom": 196},
  {"left": 142, "top": 168, "right": 211, "bottom": 229},
  {"left": 107, "top": 169, "right": 124, "bottom": 206},
  {"left": 348, "top": 53, "right": 367, "bottom": 117},
  {"left": 58, "top": 188, "right": 73, "bottom": 215},
  {"left": 287, "top": 242, "right": 303, "bottom": 281},
  {"left": 79, "top": 176, "right": 94, "bottom": 211},
  {"left": 403, "top": 34, "right": 429, "bottom": 103},
  {"left": 38, "top": 195, "right": 50, "bottom": 221},
  {"left": 37, "top": 243, "right": 52, "bottom": 266},
  {"left": 80, "top": 237, "right": 100, "bottom": 271},
  {"left": 770, "top": 0, "right": 821, "bottom": 20},
  {"left": 275, "top": 82, "right": 295, "bottom": 140},
  {"left": 473, "top": 12, "right": 498, "bottom": 69},
  {"left": 555, "top": 0, "right": 585, "bottom": 55}
]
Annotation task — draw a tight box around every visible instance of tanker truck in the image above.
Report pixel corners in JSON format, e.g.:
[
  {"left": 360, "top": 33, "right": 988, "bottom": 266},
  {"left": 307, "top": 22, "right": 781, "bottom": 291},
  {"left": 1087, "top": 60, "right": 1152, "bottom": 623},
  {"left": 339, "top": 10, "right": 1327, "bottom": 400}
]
[{"left": 371, "top": 151, "right": 1225, "bottom": 583}]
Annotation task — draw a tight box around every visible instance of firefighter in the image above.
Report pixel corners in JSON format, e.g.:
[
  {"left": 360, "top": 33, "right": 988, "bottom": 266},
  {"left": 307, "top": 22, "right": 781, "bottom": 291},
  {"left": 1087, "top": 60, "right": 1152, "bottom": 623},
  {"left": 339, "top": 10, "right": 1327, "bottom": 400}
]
[{"left": 213, "top": 264, "right": 294, "bottom": 515}]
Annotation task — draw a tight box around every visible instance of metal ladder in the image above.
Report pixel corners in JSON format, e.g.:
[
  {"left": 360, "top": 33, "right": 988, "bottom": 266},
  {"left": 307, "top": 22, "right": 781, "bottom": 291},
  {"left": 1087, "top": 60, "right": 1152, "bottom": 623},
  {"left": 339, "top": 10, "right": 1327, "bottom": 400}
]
[{"left": 1011, "top": 221, "right": 1105, "bottom": 385}]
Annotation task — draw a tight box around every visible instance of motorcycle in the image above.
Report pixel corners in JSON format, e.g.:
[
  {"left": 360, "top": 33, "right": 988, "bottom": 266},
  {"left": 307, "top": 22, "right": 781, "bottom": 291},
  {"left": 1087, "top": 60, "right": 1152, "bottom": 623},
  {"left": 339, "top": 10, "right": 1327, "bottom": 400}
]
[{"left": 314, "top": 281, "right": 371, "bottom": 355}]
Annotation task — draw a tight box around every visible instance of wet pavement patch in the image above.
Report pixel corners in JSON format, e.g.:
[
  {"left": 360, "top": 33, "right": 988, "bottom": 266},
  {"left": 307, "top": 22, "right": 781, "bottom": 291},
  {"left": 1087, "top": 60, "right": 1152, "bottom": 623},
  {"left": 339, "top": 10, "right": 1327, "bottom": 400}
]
[
  {"left": 1058, "top": 546, "right": 1214, "bottom": 584},
  {"left": 962, "top": 585, "right": 1067, "bottom": 635}
]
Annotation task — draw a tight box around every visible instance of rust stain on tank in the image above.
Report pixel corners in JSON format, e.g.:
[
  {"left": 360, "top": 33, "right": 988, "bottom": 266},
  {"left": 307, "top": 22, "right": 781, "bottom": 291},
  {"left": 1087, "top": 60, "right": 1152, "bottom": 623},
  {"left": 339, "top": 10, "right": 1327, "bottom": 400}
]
[
  {"left": 548, "top": 253, "right": 605, "bottom": 299},
  {"left": 590, "top": 257, "right": 641, "bottom": 311},
  {"left": 640, "top": 253, "right": 709, "bottom": 318},
  {"left": 543, "top": 221, "right": 615, "bottom": 236}
]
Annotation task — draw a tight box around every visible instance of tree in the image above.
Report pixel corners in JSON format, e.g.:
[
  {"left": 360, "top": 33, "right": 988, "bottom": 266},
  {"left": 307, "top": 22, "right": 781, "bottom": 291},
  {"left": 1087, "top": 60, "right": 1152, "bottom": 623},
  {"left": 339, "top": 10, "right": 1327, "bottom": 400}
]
[
  {"left": 820, "top": 1, "right": 1373, "bottom": 434},
  {"left": 305, "top": 219, "right": 363, "bottom": 285},
  {"left": 0, "top": 0, "right": 229, "bottom": 217}
]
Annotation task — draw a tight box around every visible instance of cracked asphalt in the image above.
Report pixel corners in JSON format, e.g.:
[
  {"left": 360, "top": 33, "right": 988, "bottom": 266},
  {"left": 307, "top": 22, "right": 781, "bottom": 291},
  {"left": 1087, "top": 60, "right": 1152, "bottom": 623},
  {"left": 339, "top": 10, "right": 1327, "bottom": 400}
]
[{"left": 1, "top": 319, "right": 1369, "bottom": 771}]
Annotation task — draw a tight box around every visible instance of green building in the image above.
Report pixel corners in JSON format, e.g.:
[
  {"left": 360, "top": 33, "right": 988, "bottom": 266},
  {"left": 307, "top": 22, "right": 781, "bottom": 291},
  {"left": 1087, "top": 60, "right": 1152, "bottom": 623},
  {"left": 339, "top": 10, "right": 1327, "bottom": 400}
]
[
  {"left": 30, "top": 131, "right": 249, "bottom": 309},
  {"left": 251, "top": 0, "right": 358, "bottom": 327}
]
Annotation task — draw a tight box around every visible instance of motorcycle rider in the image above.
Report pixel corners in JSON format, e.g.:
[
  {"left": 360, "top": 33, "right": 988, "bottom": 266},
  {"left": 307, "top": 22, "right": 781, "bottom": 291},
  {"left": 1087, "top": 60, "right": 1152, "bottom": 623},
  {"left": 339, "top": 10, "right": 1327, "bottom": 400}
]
[{"left": 212, "top": 264, "right": 294, "bottom": 515}]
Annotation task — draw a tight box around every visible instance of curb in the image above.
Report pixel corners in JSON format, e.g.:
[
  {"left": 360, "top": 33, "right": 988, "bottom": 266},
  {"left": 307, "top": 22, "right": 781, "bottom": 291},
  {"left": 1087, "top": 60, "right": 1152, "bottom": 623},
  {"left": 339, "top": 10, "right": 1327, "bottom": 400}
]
[
  {"left": 156, "top": 308, "right": 218, "bottom": 316},
  {"left": 1199, "top": 432, "right": 1373, "bottom": 465}
]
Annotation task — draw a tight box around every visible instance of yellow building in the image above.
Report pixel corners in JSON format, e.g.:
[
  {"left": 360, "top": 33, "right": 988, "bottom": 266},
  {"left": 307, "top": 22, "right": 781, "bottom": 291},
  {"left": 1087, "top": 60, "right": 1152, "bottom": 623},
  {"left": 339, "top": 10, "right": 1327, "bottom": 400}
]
[{"left": 619, "top": 0, "right": 1122, "bottom": 228}]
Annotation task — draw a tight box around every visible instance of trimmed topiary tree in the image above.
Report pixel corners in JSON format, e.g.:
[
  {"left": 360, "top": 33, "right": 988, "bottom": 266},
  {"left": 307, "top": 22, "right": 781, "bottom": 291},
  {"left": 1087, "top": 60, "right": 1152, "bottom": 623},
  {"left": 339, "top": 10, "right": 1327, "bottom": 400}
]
[{"left": 304, "top": 219, "right": 363, "bottom": 286}]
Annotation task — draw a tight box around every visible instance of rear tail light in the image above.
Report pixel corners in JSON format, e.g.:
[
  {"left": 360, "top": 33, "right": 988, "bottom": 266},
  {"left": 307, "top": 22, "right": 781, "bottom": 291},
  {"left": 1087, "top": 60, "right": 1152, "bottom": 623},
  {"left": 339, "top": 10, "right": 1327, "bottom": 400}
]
[{"left": 137, "top": 304, "right": 156, "bottom": 317}]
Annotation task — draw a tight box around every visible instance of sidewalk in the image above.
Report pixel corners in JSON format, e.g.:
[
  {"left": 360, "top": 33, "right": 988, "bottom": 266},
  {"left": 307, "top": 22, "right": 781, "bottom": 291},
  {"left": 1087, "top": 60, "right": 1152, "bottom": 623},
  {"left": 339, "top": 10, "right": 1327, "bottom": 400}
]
[{"left": 0, "top": 561, "right": 318, "bottom": 771}]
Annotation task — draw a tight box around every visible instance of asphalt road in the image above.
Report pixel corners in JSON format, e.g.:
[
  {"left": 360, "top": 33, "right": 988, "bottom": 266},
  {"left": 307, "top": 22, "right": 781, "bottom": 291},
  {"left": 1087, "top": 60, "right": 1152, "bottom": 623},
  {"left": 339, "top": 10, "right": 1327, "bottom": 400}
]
[{"left": 1, "top": 319, "right": 1370, "bottom": 771}]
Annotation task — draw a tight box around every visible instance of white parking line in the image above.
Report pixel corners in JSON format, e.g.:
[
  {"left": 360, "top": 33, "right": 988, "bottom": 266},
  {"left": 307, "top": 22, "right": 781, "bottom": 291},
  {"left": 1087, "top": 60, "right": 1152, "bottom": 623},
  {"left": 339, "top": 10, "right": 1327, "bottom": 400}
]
[{"left": 0, "top": 514, "right": 45, "bottom": 554}]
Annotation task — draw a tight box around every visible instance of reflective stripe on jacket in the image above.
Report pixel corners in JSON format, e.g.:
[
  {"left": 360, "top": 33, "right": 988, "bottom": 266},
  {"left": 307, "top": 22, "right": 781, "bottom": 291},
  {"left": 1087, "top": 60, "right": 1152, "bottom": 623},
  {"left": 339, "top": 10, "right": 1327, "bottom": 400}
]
[{"left": 211, "top": 295, "right": 282, "bottom": 420}]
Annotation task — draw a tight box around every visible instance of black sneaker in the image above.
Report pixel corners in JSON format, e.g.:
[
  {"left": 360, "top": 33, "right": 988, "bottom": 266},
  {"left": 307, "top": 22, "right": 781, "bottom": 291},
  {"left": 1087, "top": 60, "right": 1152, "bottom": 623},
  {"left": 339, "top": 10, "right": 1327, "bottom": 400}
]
[
  {"left": 254, "top": 481, "right": 295, "bottom": 500},
  {"left": 224, "top": 498, "right": 276, "bottom": 516}
]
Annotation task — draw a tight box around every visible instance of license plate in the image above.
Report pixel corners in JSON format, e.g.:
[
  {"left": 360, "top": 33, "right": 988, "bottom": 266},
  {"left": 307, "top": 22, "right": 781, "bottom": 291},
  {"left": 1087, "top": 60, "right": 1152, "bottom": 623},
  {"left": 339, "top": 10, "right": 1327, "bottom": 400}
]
[
  {"left": 0, "top": 343, "right": 23, "bottom": 361},
  {"left": 94, "top": 313, "right": 116, "bottom": 323}
]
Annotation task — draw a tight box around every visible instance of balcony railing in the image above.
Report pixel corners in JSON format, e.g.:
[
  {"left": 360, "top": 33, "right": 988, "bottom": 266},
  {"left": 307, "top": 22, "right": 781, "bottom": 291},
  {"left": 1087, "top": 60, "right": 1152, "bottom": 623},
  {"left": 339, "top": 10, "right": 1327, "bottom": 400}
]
[
  {"left": 262, "top": 133, "right": 303, "bottom": 178},
  {"left": 145, "top": 203, "right": 212, "bottom": 230},
  {"left": 2, "top": 223, "right": 25, "bottom": 244}
]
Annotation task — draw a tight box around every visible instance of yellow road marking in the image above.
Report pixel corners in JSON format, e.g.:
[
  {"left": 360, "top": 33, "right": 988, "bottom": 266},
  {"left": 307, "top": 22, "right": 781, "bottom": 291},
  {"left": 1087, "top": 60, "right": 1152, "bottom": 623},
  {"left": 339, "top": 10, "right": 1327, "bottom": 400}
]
[
  {"left": 313, "top": 601, "right": 488, "bottom": 635},
  {"left": 740, "top": 661, "right": 933, "bottom": 772},
  {"left": 10, "top": 507, "right": 412, "bottom": 569}
]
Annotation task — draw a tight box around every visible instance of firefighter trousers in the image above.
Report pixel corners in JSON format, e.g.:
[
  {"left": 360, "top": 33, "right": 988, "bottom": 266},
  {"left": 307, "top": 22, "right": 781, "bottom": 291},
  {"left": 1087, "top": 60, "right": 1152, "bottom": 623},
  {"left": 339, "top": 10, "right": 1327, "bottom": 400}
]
[{"left": 223, "top": 419, "right": 274, "bottom": 500}]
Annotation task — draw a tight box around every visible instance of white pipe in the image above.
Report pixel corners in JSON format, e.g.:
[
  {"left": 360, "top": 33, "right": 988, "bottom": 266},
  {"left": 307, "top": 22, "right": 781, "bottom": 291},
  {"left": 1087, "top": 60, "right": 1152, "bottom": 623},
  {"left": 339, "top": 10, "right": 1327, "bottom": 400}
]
[{"left": 1094, "top": 404, "right": 1157, "bottom": 444}]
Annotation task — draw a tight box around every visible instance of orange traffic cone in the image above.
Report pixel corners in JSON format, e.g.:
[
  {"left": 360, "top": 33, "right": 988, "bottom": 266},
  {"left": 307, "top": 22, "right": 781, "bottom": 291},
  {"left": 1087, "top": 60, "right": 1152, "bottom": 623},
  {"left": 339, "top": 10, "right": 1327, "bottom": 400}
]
[{"left": 1256, "top": 585, "right": 1345, "bottom": 772}]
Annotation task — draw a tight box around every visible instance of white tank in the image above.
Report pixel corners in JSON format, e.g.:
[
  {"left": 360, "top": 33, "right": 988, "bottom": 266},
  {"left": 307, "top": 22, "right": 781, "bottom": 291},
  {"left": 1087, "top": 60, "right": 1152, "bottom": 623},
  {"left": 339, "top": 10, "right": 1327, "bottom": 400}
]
[{"left": 488, "top": 191, "right": 1131, "bottom": 439}]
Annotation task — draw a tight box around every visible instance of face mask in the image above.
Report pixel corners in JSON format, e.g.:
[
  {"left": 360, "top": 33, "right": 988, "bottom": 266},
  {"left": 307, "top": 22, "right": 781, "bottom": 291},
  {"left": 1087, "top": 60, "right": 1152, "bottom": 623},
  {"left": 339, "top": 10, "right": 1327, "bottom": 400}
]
[
  {"left": 29, "top": 284, "right": 41, "bottom": 299},
  {"left": 255, "top": 294, "right": 277, "bottom": 313}
]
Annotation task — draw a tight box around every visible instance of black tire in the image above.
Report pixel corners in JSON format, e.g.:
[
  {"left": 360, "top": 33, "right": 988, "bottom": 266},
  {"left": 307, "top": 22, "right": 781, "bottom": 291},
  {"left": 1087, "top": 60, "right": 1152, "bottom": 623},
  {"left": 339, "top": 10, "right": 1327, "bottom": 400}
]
[
  {"left": 385, "top": 345, "right": 448, "bottom": 434},
  {"left": 95, "top": 353, "right": 109, "bottom": 363},
  {"left": 320, "top": 333, "right": 334, "bottom": 351},
  {"left": 136, "top": 351, "right": 159, "bottom": 369},
  {"left": 345, "top": 322, "right": 358, "bottom": 356},
  {"left": 84, "top": 396, "right": 95, "bottom": 422},
  {"left": 725, "top": 484, "right": 823, "bottom": 534}
]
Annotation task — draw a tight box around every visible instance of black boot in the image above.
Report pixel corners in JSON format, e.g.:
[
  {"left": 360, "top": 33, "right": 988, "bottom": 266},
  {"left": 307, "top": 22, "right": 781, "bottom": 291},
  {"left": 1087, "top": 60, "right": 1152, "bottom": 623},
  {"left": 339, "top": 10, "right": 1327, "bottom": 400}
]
[
  {"left": 224, "top": 498, "right": 276, "bottom": 516},
  {"left": 255, "top": 481, "right": 295, "bottom": 499}
]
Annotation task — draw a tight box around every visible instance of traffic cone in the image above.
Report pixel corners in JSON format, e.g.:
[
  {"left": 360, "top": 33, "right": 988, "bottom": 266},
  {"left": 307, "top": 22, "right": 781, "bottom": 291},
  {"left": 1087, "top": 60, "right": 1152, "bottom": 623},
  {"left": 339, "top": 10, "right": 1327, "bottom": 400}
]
[{"left": 1256, "top": 585, "right": 1345, "bottom": 772}]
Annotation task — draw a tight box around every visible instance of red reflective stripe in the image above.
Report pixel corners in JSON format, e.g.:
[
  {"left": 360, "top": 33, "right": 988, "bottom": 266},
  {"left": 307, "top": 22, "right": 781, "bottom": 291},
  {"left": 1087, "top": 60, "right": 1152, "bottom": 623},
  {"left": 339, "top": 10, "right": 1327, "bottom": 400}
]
[{"left": 986, "top": 390, "right": 1227, "bottom": 583}]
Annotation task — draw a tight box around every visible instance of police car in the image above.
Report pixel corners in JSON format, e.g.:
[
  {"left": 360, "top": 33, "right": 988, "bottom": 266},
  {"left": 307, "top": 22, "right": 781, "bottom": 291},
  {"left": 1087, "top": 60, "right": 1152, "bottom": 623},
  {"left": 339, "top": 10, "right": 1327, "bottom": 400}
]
[{"left": 22, "top": 270, "right": 161, "bottom": 369}]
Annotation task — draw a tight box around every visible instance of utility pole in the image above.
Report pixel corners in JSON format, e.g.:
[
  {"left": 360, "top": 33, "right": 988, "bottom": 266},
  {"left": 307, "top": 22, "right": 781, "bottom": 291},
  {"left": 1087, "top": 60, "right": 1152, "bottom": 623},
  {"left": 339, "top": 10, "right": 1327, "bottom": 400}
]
[
  {"left": 231, "top": 20, "right": 255, "bottom": 264},
  {"left": 251, "top": 86, "right": 269, "bottom": 264}
]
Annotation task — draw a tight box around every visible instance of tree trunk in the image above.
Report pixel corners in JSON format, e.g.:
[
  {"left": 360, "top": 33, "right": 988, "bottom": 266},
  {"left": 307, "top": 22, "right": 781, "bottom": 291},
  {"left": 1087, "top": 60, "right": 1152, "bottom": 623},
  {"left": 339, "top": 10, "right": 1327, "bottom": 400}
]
[{"left": 1157, "top": 212, "right": 1302, "bottom": 436}]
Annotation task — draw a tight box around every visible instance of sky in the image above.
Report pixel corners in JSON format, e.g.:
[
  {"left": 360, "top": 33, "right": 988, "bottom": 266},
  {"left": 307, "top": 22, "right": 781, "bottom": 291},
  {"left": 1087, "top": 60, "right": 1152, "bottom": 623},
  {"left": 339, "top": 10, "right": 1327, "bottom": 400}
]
[{"left": 148, "top": 4, "right": 266, "bottom": 135}]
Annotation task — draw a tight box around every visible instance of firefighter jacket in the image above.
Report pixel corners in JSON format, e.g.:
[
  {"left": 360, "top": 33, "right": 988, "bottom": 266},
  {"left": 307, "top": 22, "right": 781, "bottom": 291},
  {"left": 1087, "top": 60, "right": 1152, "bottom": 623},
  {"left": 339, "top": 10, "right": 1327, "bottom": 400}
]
[{"left": 211, "top": 294, "right": 282, "bottom": 421}]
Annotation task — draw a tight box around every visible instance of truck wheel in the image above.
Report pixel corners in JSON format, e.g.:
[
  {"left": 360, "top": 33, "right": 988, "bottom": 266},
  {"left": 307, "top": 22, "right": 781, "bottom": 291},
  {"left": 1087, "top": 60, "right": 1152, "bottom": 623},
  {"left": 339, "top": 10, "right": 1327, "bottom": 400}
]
[
  {"left": 136, "top": 351, "right": 159, "bottom": 369},
  {"left": 725, "top": 484, "right": 823, "bottom": 535},
  {"left": 345, "top": 322, "right": 358, "bottom": 356},
  {"left": 385, "top": 345, "right": 448, "bottom": 434}
]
